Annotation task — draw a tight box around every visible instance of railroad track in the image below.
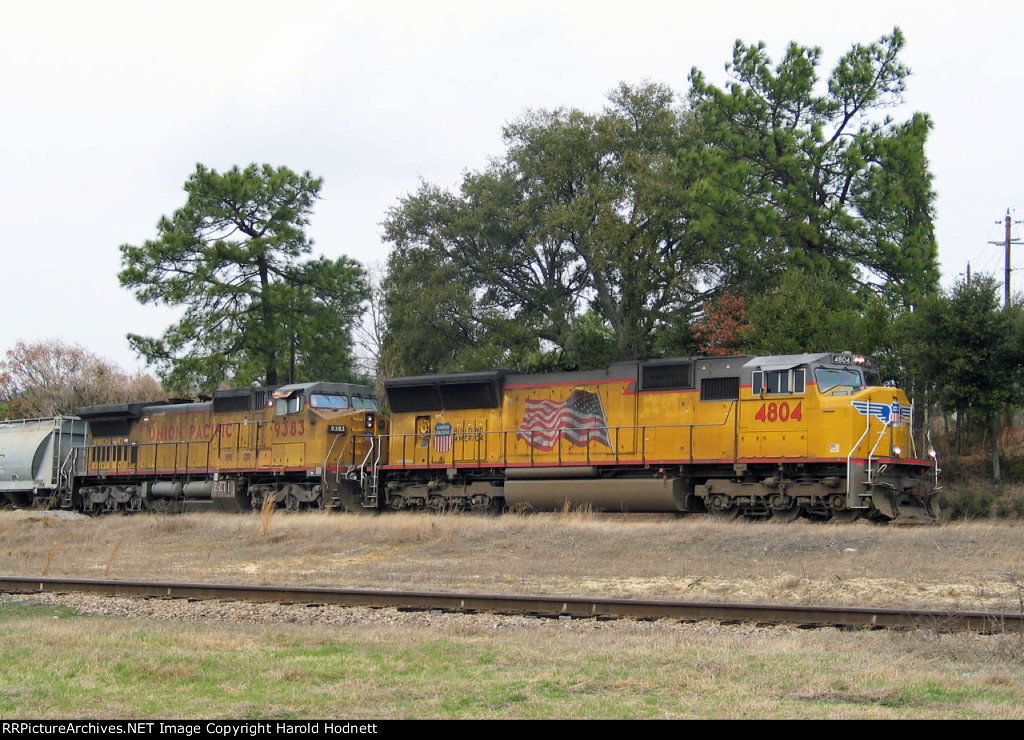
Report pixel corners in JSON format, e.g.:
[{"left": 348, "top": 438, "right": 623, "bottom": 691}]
[{"left": 2, "top": 576, "right": 1021, "bottom": 634}]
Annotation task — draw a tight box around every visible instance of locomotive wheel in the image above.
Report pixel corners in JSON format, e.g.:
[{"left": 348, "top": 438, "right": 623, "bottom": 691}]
[
  {"left": 284, "top": 492, "right": 300, "bottom": 512},
  {"left": 707, "top": 505, "right": 740, "bottom": 520},
  {"left": 770, "top": 503, "right": 803, "bottom": 523}
]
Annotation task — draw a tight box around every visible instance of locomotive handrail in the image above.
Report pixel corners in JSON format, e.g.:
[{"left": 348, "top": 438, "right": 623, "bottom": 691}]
[
  {"left": 345, "top": 435, "right": 361, "bottom": 472},
  {"left": 359, "top": 436, "right": 381, "bottom": 508},
  {"left": 380, "top": 416, "right": 741, "bottom": 472},
  {"left": 847, "top": 403, "right": 874, "bottom": 503},
  {"left": 909, "top": 401, "right": 918, "bottom": 460},
  {"left": 926, "top": 430, "right": 941, "bottom": 487},
  {"left": 140, "top": 442, "right": 158, "bottom": 476},
  {"left": 519, "top": 426, "right": 616, "bottom": 467},
  {"left": 338, "top": 433, "right": 373, "bottom": 476},
  {"left": 323, "top": 432, "right": 348, "bottom": 482},
  {"left": 846, "top": 399, "right": 900, "bottom": 505},
  {"left": 867, "top": 407, "right": 896, "bottom": 476},
  {"left": 357, "top": 436, "right": 377, "bottom": 491},
  {"left": 205, "top": 423, "right": 229, "bottom": 475}
]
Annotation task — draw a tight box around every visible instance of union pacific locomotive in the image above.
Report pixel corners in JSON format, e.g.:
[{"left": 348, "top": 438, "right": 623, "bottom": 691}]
[
  {"left": 377, "top": 352, "right": 940, "bottom": 522},
  {"left": 0, "top": 352, "right": 940, "bottom": 522}
]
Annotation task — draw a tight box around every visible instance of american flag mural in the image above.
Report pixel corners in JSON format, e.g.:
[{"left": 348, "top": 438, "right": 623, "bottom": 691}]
[{"left": 516, "top": 390, "right": 612, "bottom": 451}]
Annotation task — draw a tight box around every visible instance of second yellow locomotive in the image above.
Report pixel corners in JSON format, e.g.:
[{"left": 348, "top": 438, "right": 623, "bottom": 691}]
[{"left": 74, "top": 381, "right": 384, "bottom": 513}]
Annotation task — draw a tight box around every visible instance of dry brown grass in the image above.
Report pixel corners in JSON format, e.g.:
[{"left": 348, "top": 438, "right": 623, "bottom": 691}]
[
  {"left": 3, "top": 510, "right": 1024, "bottom": 613},
  {"left": 39, "top": 542, "right": 60, "bottom": 577},
  {"left": 103, "top": 537, "right": 125, "bottom": 577},
  {"left": 258, "top": 493, "right": 275, "bottom": 537}
]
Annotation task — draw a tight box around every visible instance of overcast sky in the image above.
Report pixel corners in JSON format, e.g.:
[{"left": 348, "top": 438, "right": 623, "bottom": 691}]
[{"left": 3, "top": 0, "right": 1020, "bottom": 371}]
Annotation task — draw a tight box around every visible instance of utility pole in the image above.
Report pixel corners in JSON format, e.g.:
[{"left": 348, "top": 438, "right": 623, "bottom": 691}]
[{"left": 990, "top": 209, "right": 1023, "bottom": 307}]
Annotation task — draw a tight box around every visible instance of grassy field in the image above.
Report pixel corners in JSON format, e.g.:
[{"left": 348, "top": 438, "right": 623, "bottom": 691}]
[{"left": 3, "top": 510, "right": 1024, "bottom": 718}]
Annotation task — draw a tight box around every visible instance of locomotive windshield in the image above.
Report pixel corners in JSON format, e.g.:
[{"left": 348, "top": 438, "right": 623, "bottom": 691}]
[
  {"left": 310, "top": 393, "right": 351, "bottom": 410},
  {"left": 308, "top": 393, "right": 378, "bottom": 411},
  {"left": 815, "top": 368, "right": 865, "bottom": 393}
]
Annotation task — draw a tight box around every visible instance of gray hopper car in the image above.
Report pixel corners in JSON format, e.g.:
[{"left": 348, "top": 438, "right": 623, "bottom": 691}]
[{"left": 0, "top": 417, "right": 87, "bottom": 508}]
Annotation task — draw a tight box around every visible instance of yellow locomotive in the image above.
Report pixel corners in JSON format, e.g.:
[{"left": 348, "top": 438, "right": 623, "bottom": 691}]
[
  {"left": 73, "top": 381, "right": 384, "bottom": 513},
  {"left": 377, "top": 352, "right": 940, "bottom": 522}
]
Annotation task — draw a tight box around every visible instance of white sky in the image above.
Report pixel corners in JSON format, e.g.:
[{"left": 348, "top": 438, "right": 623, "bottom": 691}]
[{"left": 2, "top": 0, "right": 1020, "bottom": 371}]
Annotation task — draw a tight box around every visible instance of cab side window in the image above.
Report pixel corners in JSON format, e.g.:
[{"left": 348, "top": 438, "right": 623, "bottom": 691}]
[
  {"left": 275, "top": 396, "right": 303, "bottom": 416},
  {"left": 752, "top": 369, "right": 805, "bottom": 395}
]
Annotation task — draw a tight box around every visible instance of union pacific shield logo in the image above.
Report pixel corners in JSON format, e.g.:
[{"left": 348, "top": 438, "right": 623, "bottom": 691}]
[
  {"left": 433, "top": 422, "right": 453, "bottom": 453},
  {"left": 851, "top": 400, "right": 911, "bottom": 428}
]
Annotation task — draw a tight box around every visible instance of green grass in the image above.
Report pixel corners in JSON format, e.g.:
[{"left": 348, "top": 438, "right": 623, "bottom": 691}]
[
  {"left": 3, "top": 602, "right": 1024, "bottom": 719},
  {"left": 0, "top": 601, "right": 79, "bottom": 621}
]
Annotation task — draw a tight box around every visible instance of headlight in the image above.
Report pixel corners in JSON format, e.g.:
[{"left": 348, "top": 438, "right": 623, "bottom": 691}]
[{"left": 892, "top": 446, "right": 902, "bottom": 458}]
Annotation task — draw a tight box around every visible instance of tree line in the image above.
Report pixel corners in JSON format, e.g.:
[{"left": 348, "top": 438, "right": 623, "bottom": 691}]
[
  {"left": 381, "top": 28, "right": 938, "bottom": 374},
  {"left": 4, "top": 28, "right": 1023, "bottom": 479}
]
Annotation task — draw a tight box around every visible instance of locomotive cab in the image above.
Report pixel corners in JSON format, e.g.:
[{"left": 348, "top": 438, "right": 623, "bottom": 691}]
[
  {"left": 272, "top": 383, "right": 384, "bottom": 467},
  {"left": 259, "top": 382, "right": 386, "bottom": 511},
  {"left": 733, "top": 352, "right": 939, "bottom": 521}
]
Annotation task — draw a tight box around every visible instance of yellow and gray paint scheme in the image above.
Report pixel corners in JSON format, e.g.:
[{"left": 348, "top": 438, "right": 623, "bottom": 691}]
[
  {"left": 378, "top": 353, "right": 939, "bottom": 522},
  {"left": 73, "top": 382, "right": 384, "bottom": 513}
]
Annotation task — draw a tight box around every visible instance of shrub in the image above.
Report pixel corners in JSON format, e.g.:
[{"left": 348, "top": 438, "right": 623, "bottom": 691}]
[{"left": 940, "top": 483, "right": 997, "bottom": 520}]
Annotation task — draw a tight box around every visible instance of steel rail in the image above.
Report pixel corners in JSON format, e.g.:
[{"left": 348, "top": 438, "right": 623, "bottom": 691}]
[{"left": 2, "top": 576, "right": 1021, "bottom": 634}]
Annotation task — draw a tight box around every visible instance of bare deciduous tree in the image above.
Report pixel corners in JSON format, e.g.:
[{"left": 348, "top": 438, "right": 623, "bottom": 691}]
[{"left": 0, "top": 340, "right": 163, "bottom": 418}]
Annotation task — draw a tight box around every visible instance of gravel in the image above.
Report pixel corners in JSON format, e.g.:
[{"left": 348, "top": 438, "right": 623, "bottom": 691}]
[{"left": 0, "top": 590, "right": 776, "bottom": 637}]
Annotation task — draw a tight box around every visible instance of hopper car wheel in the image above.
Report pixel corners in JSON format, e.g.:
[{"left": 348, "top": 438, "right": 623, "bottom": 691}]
[{"left": 770, "top": 503, "right": 803, "bottom": 523}]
